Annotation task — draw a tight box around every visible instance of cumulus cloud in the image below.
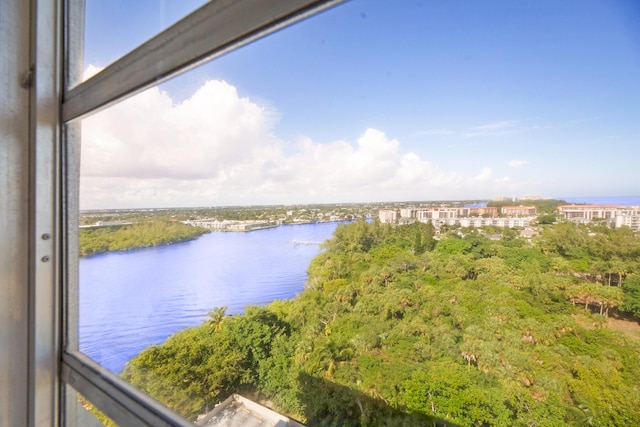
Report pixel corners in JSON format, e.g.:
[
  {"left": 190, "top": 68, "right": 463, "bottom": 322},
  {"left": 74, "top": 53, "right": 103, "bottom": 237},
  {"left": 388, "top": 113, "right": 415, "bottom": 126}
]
[
  {"left": 83, "top": 64, "right": 103, "bottom": 81},
  {"left": 474, "top": 167, "right": 493, "bottom": 182},
  {"left": 80, "top": 79, "right": 517, "bottom": 208},
  {"left": 82, "top": 80, "right": 275, "bottom": 181},
  {"left": 507, "top": 160, "right": 528, "bottom": 168}
]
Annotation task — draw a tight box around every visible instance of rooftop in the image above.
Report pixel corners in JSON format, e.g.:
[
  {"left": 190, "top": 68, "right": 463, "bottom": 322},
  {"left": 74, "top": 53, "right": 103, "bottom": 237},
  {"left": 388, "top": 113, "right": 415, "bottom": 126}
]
[
  {"left": 196, "top": 394, "right": 304, "bottom": 427},
  {"left": 558, "top": 204, "right": 620, "bottom": 209}
]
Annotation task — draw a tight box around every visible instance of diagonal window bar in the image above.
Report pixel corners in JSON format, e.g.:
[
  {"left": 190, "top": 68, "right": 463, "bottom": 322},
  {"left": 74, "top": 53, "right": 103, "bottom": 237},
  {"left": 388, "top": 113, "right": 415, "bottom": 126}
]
[
  {"left": 62, "top": 0, "right": 344, "bottom": 123},
  {"left": 62, "top": 351, "right": 193, "bottom": 426}
]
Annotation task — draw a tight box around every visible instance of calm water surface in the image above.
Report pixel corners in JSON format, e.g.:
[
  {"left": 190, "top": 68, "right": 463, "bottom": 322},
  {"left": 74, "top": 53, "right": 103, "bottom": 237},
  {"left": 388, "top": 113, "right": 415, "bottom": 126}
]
[{"left": 80, "top": 222, "right": 341, "bottom": 373}]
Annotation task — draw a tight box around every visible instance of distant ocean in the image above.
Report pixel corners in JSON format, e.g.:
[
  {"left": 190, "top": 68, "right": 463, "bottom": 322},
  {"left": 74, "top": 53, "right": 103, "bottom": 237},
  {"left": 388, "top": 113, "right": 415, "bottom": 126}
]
[{"left": 560, "top": 196, "right": 640, "bottom": 206}]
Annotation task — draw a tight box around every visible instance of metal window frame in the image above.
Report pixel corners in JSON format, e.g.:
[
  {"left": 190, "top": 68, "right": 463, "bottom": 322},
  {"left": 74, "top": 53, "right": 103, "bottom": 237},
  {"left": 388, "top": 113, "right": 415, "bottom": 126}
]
[
  {"left": 62, "top": 0, "right": 345, "bottom": 122},
  {"left": 61, "top": 352, "right": 193, "bottom": 427},
  {"left": 30, "top": 0, "right": 62, "bottom": 425},
  {"left": 59, "top": 0, "right": 345, "bottom": 425}
]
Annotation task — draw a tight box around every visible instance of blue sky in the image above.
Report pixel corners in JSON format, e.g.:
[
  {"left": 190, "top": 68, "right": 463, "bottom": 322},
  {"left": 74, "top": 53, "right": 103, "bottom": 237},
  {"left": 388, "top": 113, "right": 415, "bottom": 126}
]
[{"left": 80, "top": 0, "right": 640, "bottom": 209}]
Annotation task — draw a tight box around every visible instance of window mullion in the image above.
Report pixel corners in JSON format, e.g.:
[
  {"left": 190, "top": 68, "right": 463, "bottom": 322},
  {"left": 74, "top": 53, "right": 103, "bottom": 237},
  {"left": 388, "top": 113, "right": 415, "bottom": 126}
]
[{"left": 29, "top": 0, "right": 62, "bottom": 425}]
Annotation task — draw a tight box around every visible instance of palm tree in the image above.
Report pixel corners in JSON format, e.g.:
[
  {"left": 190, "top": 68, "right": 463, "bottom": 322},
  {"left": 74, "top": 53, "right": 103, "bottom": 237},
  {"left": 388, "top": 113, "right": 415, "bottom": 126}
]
[
  {"left": 308, "top": 339, "right": 354, "bottom": 379},
  {"left": 207, "top": 306, "right": 227, "bottom": 332}
]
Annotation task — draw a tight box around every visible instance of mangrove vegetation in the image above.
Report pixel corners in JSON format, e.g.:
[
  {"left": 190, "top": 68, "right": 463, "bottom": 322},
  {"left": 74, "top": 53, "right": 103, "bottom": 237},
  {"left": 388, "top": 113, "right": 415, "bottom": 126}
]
[{"left": 79, "top": 221, "right": 209, "bottom": 256}]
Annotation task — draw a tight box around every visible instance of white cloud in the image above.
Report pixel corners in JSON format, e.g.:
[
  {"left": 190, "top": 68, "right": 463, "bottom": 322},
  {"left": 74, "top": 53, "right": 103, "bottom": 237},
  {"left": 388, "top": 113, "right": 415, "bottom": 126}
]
[
  {"left": 473, "top": 167, "right": 493, "bottom": 182},
  {"left": 83, "top": 64, "right": 103, "bottom": 81},
  {"left": 507, "top": 160, "right": 528, "bottom": 168},
  {"left": 80, "top": 79, "right": 520, "bottom": 209}
]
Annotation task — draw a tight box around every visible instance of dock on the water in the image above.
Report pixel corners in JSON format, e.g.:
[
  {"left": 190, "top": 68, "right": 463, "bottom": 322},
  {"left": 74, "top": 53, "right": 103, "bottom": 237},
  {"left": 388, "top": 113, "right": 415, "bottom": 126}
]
[{"left": 292, "top": 240, "right": 323, "bottom": 246}]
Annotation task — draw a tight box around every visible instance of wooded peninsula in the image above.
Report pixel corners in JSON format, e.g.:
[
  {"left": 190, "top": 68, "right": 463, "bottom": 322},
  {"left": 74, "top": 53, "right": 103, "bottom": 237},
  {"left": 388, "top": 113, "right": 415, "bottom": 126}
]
[
  {"left": 116, "top": 219, "right": 640, "bottom": 426},
  {"left": 79, "top": 221, "right": 209, "bottom": 256}
]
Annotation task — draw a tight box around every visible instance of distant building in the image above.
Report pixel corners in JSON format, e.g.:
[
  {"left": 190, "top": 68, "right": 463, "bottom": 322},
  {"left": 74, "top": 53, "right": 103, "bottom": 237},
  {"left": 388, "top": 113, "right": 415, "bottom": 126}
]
[
  {"left": 79, "top": 220, "right": 133, "bottom": 229},
  {"left": 557, "top": 205, "right": 618, "bottom": 222},
  {"left": 411, "top": 207, "right": 459, "bottom": 222},
  {"left": 557, "top": 204, "right": 640, "bottom": 231},
  {"left": 399, "top": 208, "right": 417, "bottom": 219},
  {"left": 401, "top": 206, "right": 498, "bottom": 220},
  {"left": 501, "top": 205, "right": 537, "bottom": 217},
  {"left": 616, "top": 214, "right": 640, "bottom": 231},
  {"left": 183, "top": 219, "right": 277, "bottom": 231},
  {"left": 426, "top": 216, "right": 532, "bottom": 228},
  {"left": 461, "top": 207, "right": 498, "bottom": 217},
  {"left": 228, "top": 221, "right": 274, "bottom": 232},
  {"left": 616, "top": 207, "right": 640, "bottom": 217},
  {"left": 396, "top": 205, "right": 525, "bottom": 228},
  {"left": 378, "top": 209, "right": 397, "bottom": 224}
]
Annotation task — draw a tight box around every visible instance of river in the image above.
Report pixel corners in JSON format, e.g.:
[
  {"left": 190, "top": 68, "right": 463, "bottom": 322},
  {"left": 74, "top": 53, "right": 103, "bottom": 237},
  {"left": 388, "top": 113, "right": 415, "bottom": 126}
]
[{"left": 79, "top": 221, "right": 342, "bottom": 373}]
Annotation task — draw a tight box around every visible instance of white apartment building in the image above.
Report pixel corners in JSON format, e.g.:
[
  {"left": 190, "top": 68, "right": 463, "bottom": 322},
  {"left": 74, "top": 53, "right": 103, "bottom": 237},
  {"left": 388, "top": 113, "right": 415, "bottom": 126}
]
[
  {"left": 558, "top": 204, "right": 640, "bottom": 231},
  {"left": 399, "top": 208, "right": 418, "bottom": 219},
  {"left": 616, "top": 207, "right": 640, "bottom": 218},
  {"left": 425, "top": 216, "right": 532, "bottom": 228},
  {"left": 614, "top": 207, "right": 640, "bottom": 231},
  {"left": 379, "top": 209, "right": 398, "bottom": 224},
  {"left": 616, "top": 215, "right": 640, "bottom": 231},
  {"left": 183, "top": 219, "right": 275, "bottom": 231},
  {"left": 400, "top": 206, "right": 498, "bottom": 220},
  {"left": 452, "top": 217, "right": 532, "bottom": 228},
  {"left": 557, "top": 204, "right": 618, "bottom": 221},
  {"left": 420, "top": 208, "right": 459, "bottom": 220}
]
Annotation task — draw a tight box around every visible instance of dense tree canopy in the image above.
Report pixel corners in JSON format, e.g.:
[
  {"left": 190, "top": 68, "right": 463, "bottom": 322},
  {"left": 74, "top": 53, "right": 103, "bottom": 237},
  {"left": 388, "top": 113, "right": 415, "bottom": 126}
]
[{"left": 122, "top": 220, "right": 640, "bottom": 426}]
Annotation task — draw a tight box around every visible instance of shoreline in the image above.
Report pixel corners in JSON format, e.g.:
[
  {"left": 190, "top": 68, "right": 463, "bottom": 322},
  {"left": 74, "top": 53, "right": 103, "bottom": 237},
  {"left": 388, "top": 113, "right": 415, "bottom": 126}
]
[
  {"left": 80, "top": 234, "right": 206, "bottom": 258},
  {"left": 79, "top": 220, "right": 350, "bottom": 257}
]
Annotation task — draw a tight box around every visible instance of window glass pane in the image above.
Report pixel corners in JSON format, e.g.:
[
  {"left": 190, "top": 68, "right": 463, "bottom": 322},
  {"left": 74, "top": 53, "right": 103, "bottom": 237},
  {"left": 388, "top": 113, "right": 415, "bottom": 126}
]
[
  {"left": 65, "top": 386, "right": 112, "bottom": 427},
  {"left": 76, "top": 0, "right": 640, "bottom": 425},
  {"left": 81, "top": 0, "right": 207, "bottom": 79}
]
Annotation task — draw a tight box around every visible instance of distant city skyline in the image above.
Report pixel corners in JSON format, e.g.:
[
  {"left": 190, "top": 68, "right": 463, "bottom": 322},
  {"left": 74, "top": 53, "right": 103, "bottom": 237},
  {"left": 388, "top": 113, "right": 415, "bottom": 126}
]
[{"left": 80, "top": 0, "right": 640, "bottom": 209}]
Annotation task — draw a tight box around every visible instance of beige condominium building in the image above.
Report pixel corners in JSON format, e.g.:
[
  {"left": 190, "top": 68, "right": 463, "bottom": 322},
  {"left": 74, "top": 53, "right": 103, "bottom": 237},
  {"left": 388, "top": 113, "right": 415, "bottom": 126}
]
[
  {"left": 500, "top": 205, "right": 537, "bottom": 217},
  {"left": 558, "top": 204, "right": 640, "bottom": 231}
]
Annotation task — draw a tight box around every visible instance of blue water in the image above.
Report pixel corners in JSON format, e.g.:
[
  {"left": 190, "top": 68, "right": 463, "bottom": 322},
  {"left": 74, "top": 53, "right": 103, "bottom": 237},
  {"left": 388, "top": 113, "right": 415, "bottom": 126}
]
[
  {"left": 561, "top": 196, "right": 640, "bottom": 206},
  {"left": 463, "top": 202, "right": 488, "bottom": 208},
  {"left": 79, "top": 222, "right": 342, "bottom": 373}
]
